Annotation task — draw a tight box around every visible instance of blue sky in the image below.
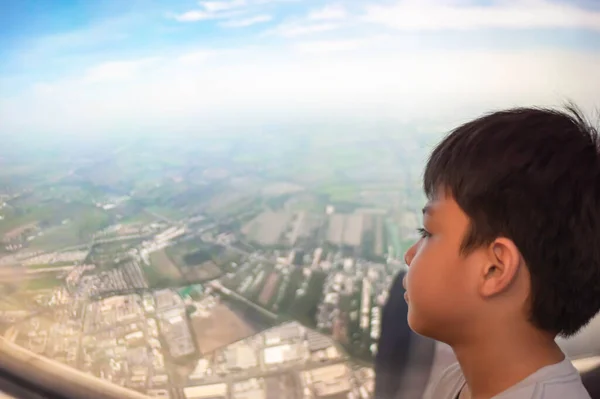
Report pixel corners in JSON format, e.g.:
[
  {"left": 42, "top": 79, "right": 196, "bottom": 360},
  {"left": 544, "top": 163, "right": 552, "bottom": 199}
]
[{"left": 1, "top": 0, "right": 600, "bottom": 136}]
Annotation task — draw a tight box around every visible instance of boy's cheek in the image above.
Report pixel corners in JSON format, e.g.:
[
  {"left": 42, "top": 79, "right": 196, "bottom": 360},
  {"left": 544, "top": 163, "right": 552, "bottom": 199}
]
[{"left": 406, "top": 255, "right": 432, "bottom": 294}]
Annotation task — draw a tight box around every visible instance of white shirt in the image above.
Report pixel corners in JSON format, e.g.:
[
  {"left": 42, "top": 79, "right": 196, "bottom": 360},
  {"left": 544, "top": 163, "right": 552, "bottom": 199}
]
[{"left": 427, "top": 357, "right": 591, "bottom": 399}]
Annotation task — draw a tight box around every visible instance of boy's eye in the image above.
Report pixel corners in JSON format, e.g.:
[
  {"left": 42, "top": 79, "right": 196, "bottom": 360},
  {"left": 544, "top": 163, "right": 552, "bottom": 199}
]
[{"left": 417, "top": 227, "right": 431, "bottom": 239}]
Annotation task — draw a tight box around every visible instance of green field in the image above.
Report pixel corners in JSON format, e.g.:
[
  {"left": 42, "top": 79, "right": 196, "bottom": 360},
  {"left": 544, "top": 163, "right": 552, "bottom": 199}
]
[
  {"left": 317, "top": 184, "right": 359, "bottom": 202},
  {"left": 164, "top": 240, "right": 243, "bottom": 281},
  {"left": 284, "top": 194, "right": 328, "bottom": 212},
  {"left": 146, "top": 237, "right": 230, "bottom": 285},
  {"left": 313, "top": 181, "right": 402, "bottom": 205},
  {"left": 289, "top": 270, "right": 326, "bottom": 327},
  {"left": 208, "top": 195, "right": 261, "bottom": 219},
  {"left": 165, "top": 240, "right": 237, "bottom": 268},
  {"left": 146, "top": 249, "right": 185, "bottom": 288},
  {"left": 145, "top": 206, "right": 186, "bottom": 221},
  {"left": 92, "top": 238, "right": 144, "bottom": 253},
  {"left": 119, "top": 211, "right": 160, "bottom": 225},
  {"left": 24, "top": 276, "right": 63, "bottom": 291},
  {"left": 164, "top": 240, "right": 206, "bottom": 264},
  {"left": 277, "top": 268, "right": 305, "bottom": 313},
  {"left": 28, "top": 219, "right": 102, "bottom": 250},
  {"left": 0, "top": 207, "right": 47, "bottom": 238},
  {"left": 1, "top": 201, "right": 112, "bottom": 251}
]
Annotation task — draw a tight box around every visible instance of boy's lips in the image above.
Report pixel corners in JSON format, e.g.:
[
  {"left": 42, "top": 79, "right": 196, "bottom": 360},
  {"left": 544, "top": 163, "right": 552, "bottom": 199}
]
[{"left": 402, "top": 276, "right": 409, "bottom": 302}]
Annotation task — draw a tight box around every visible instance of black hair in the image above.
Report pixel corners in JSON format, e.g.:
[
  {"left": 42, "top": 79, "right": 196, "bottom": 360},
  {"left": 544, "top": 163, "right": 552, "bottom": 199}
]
[{"left": 423, "top": 103, "right": 600, "bottom": 337}]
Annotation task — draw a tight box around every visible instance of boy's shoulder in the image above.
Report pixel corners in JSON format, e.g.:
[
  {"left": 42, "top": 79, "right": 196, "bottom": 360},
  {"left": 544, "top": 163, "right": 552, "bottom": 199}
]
[
  {"left": 495, "top": 358, "right": 591, "bottom": 399},
  {"left": 427, "top": 358, "right": 591, "bottom": 399},
  {"left": 426, "top": 362, "right": 464, "bottom": 399}
]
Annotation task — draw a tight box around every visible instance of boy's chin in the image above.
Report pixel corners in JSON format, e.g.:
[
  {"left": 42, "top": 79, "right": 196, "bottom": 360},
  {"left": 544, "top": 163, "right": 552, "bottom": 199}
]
[{"left": 407, "top": 308, "right": 439, "bottom": 340}]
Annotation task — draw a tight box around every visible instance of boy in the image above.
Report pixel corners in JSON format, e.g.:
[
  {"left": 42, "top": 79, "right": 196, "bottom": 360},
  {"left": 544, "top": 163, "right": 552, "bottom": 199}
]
[{"left": 403, "top": 105, "right": 600, "bottom": 399}]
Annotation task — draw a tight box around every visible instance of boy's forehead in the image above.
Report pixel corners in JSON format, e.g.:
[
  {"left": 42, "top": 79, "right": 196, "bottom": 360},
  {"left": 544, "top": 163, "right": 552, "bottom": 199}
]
[
  {"left": 428, "top": 184, "right": 452, "bottom": 200},
  {"left": 425, "top": 186, "right": 453, "bottom": 212},
  {"left": 423, "top": 191, "right": 461, "bottom": 219}
]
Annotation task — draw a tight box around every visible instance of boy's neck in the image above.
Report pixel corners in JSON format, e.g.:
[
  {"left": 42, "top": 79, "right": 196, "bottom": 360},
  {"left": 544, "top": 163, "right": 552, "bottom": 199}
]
[{"left": 451, "top": 325, "right": 565, "bottom": 399}]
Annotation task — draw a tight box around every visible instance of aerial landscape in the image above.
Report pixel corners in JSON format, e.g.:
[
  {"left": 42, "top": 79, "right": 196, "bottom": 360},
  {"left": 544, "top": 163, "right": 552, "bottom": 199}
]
[{"left": 0, "top": 129, "right": 434, "bottom": 399}]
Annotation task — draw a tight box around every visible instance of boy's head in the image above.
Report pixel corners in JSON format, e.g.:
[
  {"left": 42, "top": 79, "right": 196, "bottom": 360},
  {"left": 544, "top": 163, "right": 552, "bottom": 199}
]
[{"left": 403, "top": 104, "right": 600, "bottom": 345}]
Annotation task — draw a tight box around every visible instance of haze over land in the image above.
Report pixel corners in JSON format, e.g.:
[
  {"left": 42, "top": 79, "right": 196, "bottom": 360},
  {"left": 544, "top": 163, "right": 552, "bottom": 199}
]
[{"left": 0, "top": 126, "right": 430, "bottom": 398}]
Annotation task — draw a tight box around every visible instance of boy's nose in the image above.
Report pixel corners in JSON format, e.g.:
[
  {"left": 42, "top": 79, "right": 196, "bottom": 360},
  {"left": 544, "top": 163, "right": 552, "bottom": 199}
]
[{"left": 404, "top": 243, "right": 417, "bottom": 266}]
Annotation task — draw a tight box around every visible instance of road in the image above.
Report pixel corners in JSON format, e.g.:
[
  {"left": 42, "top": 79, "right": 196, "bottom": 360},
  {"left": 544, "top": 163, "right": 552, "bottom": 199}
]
[
  {"left": 209, "top": 281, "right": 278, "bottom": 320},
  {"left": 25, "top": 265, "right": 76, "bottom": 274},
  {"left": 144, "top": 209, "right": 178, "bottom": 225},
  {"left": 92, "top": 234, "right": 150, "bottom": 245},
  {"left": 178, "top": 357, "right": 349, "bottom": 388}
]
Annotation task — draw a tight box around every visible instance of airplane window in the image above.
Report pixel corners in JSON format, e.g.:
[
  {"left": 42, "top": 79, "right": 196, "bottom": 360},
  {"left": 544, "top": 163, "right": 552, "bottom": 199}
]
[{"left": 0, "top": 1, "right": 599, "bottom": 399}]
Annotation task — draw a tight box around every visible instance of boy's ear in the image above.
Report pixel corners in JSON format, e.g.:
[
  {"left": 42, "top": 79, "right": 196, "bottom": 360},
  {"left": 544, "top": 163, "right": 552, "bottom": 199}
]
[{"left": 479, "top": 237, "right": 522, "bottom": 298}]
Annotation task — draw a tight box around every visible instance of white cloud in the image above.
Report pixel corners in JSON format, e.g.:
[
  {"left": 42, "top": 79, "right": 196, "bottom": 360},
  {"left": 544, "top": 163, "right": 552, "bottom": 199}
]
[
  {"left": 174, "top": 10, "right": 218, "bottom": 22},
  {"left": 265, "top": 4, "right": 348, "bottom": 39},
  {"left": 269, "top": 22, "right": 340, "bottom": 37},
  {"left": 308, "top": 4, "right": 347, "bottom": 21},
  {"left": 201, "top": 0, "right": 247, "bottom": 12},
  {"left": 3, "top": 1, "right": 600, "bottom": 137},
  {"left": 31, "top": 83, "right": 56, "bottom": 96},
  {"left": 254, "top": 0, "right": 300, "bottom": 3},
  {"left": 294, "top": 38, "right": 376, "bottom": 53},
  {"left": 174, "top": 0, "right": 247, "bottom": 22},
  {"left": 175, "top": 50, "right": 216, "bottom": 64},
  {"left": 364, "top": 0, "right": 600, "bottom": 31},
  {"left": 221, "top": 14, "right": 272, "bottom": 27},
  {"left": 83, "top": 58, "right": 160, "bottom": 83},
  {"left": 2, "top": 44, "right": 599, "bottom": 137}
]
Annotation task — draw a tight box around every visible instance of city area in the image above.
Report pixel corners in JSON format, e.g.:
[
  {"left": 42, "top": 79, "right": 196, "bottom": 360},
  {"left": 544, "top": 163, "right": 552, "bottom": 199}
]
[{"left": 0, "top": 132, "right": 432, "bottom": 398}]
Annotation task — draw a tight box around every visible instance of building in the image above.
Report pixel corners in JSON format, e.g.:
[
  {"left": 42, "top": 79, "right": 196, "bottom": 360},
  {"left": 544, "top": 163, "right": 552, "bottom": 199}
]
[
  {"left": 184, "top": 384, "right": 227, "bottom": 399},
  {"left": 342, "top": 214, "right": 364, "bottom": 248},
  {"left": 306, "top": 330, "right": 333, "bottom": 352},
  {"left": 312, "top": 248, "right": 323, "bottom": 267},
  {"left": 292, "top": 250, "right": 305, "bottom": 266},
  {"left": 147, "top": 389, "right": 170, "bottom": 398},
  {"left": 303, "top": 364, "right": 351, "bottom": 397},
  {"left": 360, "top": 278, "right": 372, "bottom": 331},
  {"left": 158, "top": 308, "right": 195, "bottom": 358},
  {"left": 326, "top": 214, "right": 345, "bottom": 246},
  {"left": 190, "top": 359, "right": 210, "bottom": 380},
  {"left": 226, "top": 344, "right": 258, "bottom": 370},
  {"left": 262, "top": 343, "right": 303, "bottom": 366},
  {"left": 154, "top": 289, "right": 181, "bottom": 311},
  {"left": 263, "top": 322, "right": 303, "bottom": 346},
  {"left": 232, "top": 378, "right": 266, "bottom": 399}
]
